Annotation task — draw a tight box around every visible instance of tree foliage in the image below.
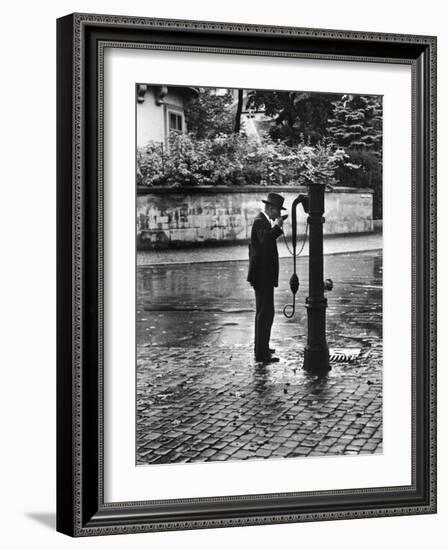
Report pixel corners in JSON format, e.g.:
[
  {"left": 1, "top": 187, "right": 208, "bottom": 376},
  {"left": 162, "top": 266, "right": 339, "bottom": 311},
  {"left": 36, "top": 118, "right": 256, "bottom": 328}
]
[
  {"left": 184, "top": 88, "right": 235, "bottom": 139},
  {"left": 327, "top": 95, "right": 382, "bottom": 155},
  {"left": 246, "top": 91, "right": 342, "bottom": 145},
  {"left": 326, "top": 95, "right": 383, "bottom": 219}
]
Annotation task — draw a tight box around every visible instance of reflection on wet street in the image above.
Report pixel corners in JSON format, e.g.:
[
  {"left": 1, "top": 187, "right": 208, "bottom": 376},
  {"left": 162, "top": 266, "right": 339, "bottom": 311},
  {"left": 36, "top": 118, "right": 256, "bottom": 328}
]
[{"left": 137, "top": 250, "right": 382, "bottom": 352}]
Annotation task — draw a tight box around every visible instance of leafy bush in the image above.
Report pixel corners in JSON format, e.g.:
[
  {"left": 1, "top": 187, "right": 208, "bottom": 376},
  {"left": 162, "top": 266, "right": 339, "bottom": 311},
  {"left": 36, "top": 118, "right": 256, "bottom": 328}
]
[{"left": 137, "top": 132, "right": 355, "bottom": 189}]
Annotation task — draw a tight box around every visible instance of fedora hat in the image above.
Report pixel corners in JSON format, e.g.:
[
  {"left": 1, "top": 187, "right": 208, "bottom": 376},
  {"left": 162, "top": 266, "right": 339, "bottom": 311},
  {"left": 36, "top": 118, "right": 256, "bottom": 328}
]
[{"left": 262, "top": 192, "right": 286, "bottom": 211}]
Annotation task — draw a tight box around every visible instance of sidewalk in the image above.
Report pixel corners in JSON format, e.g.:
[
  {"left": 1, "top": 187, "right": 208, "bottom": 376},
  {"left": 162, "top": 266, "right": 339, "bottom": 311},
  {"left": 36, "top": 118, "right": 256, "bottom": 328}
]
[{"left": 137, "top": 231, "right": 382, "bottom": 266}]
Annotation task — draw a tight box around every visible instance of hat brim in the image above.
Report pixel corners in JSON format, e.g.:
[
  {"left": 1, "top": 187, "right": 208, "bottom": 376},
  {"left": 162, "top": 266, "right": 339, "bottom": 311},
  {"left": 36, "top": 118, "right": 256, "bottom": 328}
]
[{"left": 262, "top": 199, "right": 286, "bottom": 210}]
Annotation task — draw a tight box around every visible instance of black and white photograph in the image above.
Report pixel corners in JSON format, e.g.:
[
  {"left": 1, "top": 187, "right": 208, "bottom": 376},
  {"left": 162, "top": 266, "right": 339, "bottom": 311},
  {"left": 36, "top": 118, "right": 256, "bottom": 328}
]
[
  {"left": 1, "top": 0, "right": 442, "bottom": 546},
  {"left": 135, "top": 84, "right": 383, "bottom": 465}
]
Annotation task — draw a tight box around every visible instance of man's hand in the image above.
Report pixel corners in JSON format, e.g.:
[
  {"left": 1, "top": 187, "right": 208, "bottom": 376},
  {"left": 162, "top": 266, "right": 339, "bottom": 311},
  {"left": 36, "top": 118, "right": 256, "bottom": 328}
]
[{"left": 275, "top": 217, "right": 284, "bottom": 229}]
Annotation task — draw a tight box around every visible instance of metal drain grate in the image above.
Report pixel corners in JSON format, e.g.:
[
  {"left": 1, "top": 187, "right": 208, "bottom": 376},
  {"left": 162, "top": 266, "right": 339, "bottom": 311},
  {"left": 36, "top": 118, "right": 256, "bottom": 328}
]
[{"left": 329, "top": 348, "right": 362, "bottom": 363}]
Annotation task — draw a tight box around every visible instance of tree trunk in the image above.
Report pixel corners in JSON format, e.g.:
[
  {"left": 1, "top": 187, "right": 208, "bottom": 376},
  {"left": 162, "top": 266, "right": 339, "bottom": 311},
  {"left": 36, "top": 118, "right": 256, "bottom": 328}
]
[{"left": 234, "top": 89, "right": 244, "bottom": 133}]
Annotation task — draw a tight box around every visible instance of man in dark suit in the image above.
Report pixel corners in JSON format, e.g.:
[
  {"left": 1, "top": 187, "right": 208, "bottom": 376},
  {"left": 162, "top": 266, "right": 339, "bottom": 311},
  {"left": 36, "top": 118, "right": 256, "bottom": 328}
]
[{"left": 247, "top": 192, "right": 286, "bottom": 363}]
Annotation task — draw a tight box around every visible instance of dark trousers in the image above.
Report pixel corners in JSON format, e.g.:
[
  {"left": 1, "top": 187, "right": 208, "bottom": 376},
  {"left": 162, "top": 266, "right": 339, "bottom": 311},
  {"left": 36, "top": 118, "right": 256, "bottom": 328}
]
[{"left": 254, "top": 285, "right": 275, "bottom": 359}]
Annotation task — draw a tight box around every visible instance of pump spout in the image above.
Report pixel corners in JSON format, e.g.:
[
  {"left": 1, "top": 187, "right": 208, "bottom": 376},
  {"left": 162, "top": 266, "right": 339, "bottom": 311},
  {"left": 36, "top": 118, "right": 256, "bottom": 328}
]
[
  {"left": 290, "top": 194, "right": 309, "bottom": 253},
  {"left": 282, "top": 193, "right": 309, "bottom": 319}
]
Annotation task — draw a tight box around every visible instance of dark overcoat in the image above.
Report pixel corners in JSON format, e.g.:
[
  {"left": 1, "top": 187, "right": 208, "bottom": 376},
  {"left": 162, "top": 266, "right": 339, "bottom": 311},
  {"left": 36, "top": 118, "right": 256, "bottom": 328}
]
[{"left": 247, "top": 212, "right": 283, "bottom": 288}]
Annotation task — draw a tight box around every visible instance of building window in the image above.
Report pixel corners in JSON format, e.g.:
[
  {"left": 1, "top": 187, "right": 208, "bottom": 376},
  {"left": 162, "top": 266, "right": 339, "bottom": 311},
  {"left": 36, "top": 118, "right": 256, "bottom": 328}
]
[{"left": 168, "top": 111, "right": 183, "bottom": 133}]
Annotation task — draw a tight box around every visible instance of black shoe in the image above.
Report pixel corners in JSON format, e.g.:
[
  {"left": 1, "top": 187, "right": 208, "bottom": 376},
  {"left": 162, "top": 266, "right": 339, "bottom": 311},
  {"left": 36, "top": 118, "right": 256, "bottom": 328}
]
[{"left": 256, "top": 356, "right": 280, "bottom": 364}]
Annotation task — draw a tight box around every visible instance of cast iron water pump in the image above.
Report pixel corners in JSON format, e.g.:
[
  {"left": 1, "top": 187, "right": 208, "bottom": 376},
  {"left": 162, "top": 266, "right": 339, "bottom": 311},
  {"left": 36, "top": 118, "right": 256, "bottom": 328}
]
[{"left": 283, "top": 183, "right": 333, "bottom": 376}]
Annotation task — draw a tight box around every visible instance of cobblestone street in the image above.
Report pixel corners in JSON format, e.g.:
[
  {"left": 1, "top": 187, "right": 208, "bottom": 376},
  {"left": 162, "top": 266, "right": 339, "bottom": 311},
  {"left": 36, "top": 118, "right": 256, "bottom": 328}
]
[{"left": 137, "top": 249, "right": 382, "bottom": 464}]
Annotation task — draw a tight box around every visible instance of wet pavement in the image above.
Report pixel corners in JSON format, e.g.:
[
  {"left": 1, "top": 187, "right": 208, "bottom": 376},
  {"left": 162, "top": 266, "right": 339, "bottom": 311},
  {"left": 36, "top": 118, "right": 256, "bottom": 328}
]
[{"left": 136, "top": 250, "right": 382, "bottom": 464}]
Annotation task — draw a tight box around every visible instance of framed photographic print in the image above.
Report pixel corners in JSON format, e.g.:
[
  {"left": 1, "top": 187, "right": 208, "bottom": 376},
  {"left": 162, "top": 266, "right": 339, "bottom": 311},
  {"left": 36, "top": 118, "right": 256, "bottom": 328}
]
[{"left": 56, "top": 13, "right": 437, "bottom": 536}]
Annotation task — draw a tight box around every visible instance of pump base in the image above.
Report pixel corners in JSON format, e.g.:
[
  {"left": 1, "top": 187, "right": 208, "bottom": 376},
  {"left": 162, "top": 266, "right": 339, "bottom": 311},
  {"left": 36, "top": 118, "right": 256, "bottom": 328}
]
[{"left": 303, "top": 346, "right": 331, "bottom": 376}]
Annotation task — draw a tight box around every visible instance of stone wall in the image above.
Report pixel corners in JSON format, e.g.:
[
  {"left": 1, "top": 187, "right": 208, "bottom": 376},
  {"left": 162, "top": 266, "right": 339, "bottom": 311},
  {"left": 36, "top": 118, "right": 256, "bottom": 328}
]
[{"left": 136, "top": 185, "right": 374, "bottom": 250}]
